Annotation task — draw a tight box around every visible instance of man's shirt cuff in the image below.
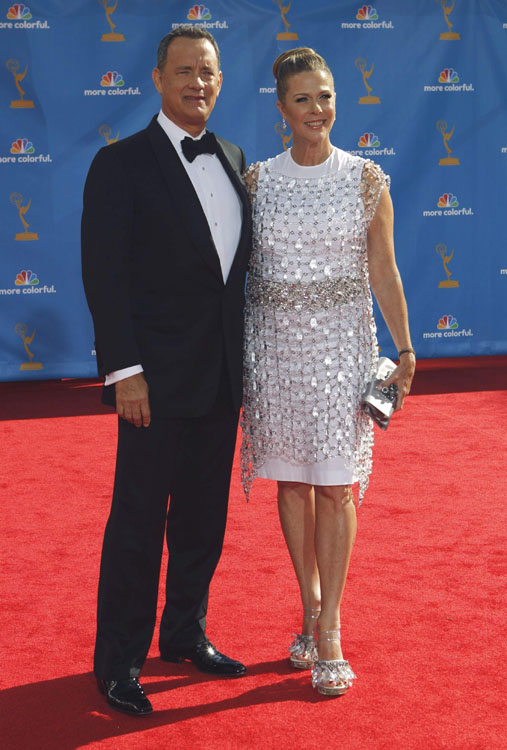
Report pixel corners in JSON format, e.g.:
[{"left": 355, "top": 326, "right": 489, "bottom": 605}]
[{"left": 104, "top": 364, "right": 143, "bottom": 386}]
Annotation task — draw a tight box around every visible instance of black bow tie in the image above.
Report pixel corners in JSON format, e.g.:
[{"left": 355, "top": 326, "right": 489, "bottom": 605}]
[{"left": 181, "top": 132, "right": 217, "bottom": 162}]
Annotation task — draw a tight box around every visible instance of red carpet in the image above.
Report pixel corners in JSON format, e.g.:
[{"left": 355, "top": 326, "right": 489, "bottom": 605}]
[{"left": 1, "top": 357, "right": 506, "bottom": 749}]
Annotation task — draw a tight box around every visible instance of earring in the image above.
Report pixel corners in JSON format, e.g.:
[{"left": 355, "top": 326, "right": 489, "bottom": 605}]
[{"left": 282, "top": 118, "right": 287, "bottom": 130}]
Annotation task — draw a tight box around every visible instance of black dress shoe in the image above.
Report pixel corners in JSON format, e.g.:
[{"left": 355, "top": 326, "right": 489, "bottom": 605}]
[
  {"left": 97, "top": 677, "right": 153, "bottom": 716},
  {"left": 161, "top": 638, "right": 247, "bottom": 677}
]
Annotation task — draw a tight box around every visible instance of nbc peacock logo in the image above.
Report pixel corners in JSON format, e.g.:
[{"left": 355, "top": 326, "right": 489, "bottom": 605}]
[
  {"left": 437, "top": 314, "right": 458, "bottom": 330},
  {"left": 357, "top": 5, "right": 378, "bottom": 21},
  {"left": 84, "top": 71, "right": 140, "bottom": 97},
  {"left": 422, "top": 193, "right": 474, "bottom": 217},
  {"left": 188, "top": 4, "right": 211, "bottom": 21},
  {"left": 10, "top": 137, "right": 33, "bottom": 154},
  {"left": 7, "top": 3, "right": 30, "bottom": 18},
  {"left": 2, "top": 3, "right": 49, "bottom": 28},
  {"left": 438, "top": 193, "right": 458, "bottom": 207},
  {"left": 2, "top": 137, "right": 51, "bottom": 163},
  {"left": 0, "top": 270, "right": 55, "bottom": 297},
  {"left": 14, "top": 270, "right": 55, "bottom": 294},
  {"left": 424, "top": 67, "right": 473, "bottom": 93},
  {"left": 349, "top": 132, "right": 395, "bottom": 157},
  {"left": 422, "top": 192, "right": 473, "bottom": 217},
  {"left": 173, "top": 4, "right": 227, "bottom": 30},
  {"left": 15, "top": 269, "right": 38, "bottom": 286},
  {"left": 439, "top": 68, "right": 459, "bottom": 83},
  {"left": 101, "top": 70, "right": 124, "bottom": 87},
  {"left": 423, "top": 314, "right": 473, "bottom": 340},
  {"left": 358, "top": 132, "right": 379, "bottom": 148},
  {"left": 342, "top": 4, "right": 393, "bottom": 29}
]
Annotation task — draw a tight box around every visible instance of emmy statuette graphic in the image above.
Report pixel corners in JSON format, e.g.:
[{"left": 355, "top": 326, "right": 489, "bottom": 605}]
[
  {"left": 436, "top": 243, "right": 459, "bottom": 288},
  {"left": 98, "top": 0, "right": 125, "bottom": 42},
  {"left": 15, "top": 324, "right": 43, "bottom": 371},
  {"left": 274, "top": 0, "right": 298, "bottom": 40},
  {"left": 355, "top": 58, "right": 380, "bottom": 104},
  {"left": 436, "top": 120, "right": 460, "bottom": 165},
  {"left": 6, "top": 59, "right": 35, "bottom": 108},
  {"left": 99, "top": 124, "right": 120, "bottom": 145},
  {"left": 438, "top": 0, "right": 460, "bottom": 40},
  {"left": 10, "top": 193, "right": 39, "bottom": 241},
  {"left": 275, "top": 121, "right": 293, "bottom": 151}
]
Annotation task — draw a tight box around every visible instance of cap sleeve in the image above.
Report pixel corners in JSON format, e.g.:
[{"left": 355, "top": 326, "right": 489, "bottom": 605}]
[
  {"left": 360, "top": 160, "right": 390, "bottom": 226},
  {"left": 243, "top": 161, "right": 260, "bottom": 202}
]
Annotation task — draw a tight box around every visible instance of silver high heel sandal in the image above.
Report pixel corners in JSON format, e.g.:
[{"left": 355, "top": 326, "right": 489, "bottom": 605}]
[
  {"left": 288, "top": 609, "right": 319, "bottom": 669},
  {"left": 311, "top": 628, "right": 356, "bottom": 696}
]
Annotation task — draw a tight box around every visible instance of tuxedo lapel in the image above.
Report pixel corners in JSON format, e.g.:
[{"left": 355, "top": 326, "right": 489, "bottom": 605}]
[
  {"left": 215, "top": 140, "right": 245, "bottom": 200},
  {"left": 215, "top": 138, "right": 252, "bottom": 283},
  {"left": 146, "top": 117, "right": 223, "bottom": 281}
]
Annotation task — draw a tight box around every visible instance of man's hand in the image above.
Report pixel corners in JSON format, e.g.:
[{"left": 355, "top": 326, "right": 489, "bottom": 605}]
[{"left": 115, "top": 373, "right": 151, "bottom": 427}]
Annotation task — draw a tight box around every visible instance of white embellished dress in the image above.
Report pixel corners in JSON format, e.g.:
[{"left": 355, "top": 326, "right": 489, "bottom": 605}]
[{"left": 241, "top": 147, "right": 390, "bottom": 501}]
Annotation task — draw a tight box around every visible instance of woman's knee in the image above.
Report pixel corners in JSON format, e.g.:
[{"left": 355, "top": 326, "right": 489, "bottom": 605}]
[
  {"left": 277, "top": 481, "right": 312, "bottom": 501},
  {"left": 278, "top": 480, "right": 304, "bottom": 491},
  {"left": 315, "top": 485, "right": 354, "bottom": 507}
]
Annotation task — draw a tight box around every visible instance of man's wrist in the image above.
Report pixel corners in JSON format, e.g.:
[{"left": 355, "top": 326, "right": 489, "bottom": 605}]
[{"left": 105, "top": 365, "right": 144, "bottom": 386}]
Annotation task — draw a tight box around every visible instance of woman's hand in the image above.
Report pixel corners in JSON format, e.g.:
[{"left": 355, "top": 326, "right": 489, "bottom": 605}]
[{"left": 380, "top": 353, "right": 415, "bottom": 411}]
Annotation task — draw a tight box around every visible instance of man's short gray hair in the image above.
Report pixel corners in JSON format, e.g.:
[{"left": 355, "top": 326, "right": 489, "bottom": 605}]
[{"left": 156, "top": 25, "right": 221, "bottom": 70}]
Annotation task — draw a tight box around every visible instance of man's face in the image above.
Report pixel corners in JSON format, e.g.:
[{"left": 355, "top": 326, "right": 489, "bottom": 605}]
[{"left": 152, "top": 37, "right": 222, "bottom": 136}]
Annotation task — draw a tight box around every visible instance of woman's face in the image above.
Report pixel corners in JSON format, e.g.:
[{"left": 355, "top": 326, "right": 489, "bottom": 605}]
[{"left": 277, "top": 69, "right": 336, "bottom": 146}]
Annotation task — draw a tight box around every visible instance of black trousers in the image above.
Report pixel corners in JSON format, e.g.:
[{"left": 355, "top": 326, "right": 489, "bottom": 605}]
[{"left": 93, "top": 373, "right": 239, "bottom": 680}]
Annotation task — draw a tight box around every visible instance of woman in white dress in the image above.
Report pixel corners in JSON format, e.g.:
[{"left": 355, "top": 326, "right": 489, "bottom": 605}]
[{"left": 241, "top": 48, "right": 415, "bottom": 696}]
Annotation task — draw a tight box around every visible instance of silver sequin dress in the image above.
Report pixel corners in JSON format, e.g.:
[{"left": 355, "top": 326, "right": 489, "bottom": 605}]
[{"left": 241, "top": 147, "right": 389, "bottom": 501}]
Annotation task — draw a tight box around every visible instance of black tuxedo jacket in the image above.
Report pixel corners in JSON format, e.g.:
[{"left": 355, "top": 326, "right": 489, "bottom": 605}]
[{"left": 81, "top": 115, "right": 251, "bottom": 417}]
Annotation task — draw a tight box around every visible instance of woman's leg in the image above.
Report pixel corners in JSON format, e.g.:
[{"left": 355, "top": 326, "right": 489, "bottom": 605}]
[
  {"left": 314, "top": 485, "right": 356, "bottom": 660},
  {"left": 277, "top": 481, "right": 321, "bottom": 634}
]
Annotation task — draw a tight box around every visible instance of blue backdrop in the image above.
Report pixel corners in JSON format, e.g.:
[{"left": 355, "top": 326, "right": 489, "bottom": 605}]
[{"left": 1, "top": 0, "right": 506, "bottom": 381}]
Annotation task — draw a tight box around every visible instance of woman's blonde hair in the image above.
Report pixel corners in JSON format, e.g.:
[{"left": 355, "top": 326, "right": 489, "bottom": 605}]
[{"left": 272, "top": 47, "right": 332, "bottom": 102}]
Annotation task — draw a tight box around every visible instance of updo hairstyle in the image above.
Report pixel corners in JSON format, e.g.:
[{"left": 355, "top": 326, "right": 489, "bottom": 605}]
[{"left": 272, "top": 47, "right": 332, "bottom": 103}]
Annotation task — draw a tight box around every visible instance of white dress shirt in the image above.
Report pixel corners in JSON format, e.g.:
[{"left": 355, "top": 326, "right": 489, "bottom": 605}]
[{"left": 105, "top": 110, "right": 243, "bottom": 386}]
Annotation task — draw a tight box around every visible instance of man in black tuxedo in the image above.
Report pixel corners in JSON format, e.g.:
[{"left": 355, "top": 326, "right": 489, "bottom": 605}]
[{"left": 81, "top": 26, "right": 251, "bottom": 716}]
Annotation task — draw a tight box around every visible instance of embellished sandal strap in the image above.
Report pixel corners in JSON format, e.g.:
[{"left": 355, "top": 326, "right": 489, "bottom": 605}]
[
  {"left": 314, "top": 658, "right": 349, "bottom": 667},
  {"left": 289, "top": 633, "right": 318, "bottom": 660},
  {"left": 291, "top": 633, "right": 315, "bottom": 642},
  {"left": 311, "top": 658, "right": 357, "bottom": 690},
  {"left": 303, "top": 609, "right": 321, "bottom": 619},
  {"left": 318, "top": 628, "right": 341, "bottom": 642}
]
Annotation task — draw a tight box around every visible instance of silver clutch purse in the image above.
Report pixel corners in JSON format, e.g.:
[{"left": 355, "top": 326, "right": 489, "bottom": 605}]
[{"left": 361, "top": 357, "right": 398, "bottom": 430}]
